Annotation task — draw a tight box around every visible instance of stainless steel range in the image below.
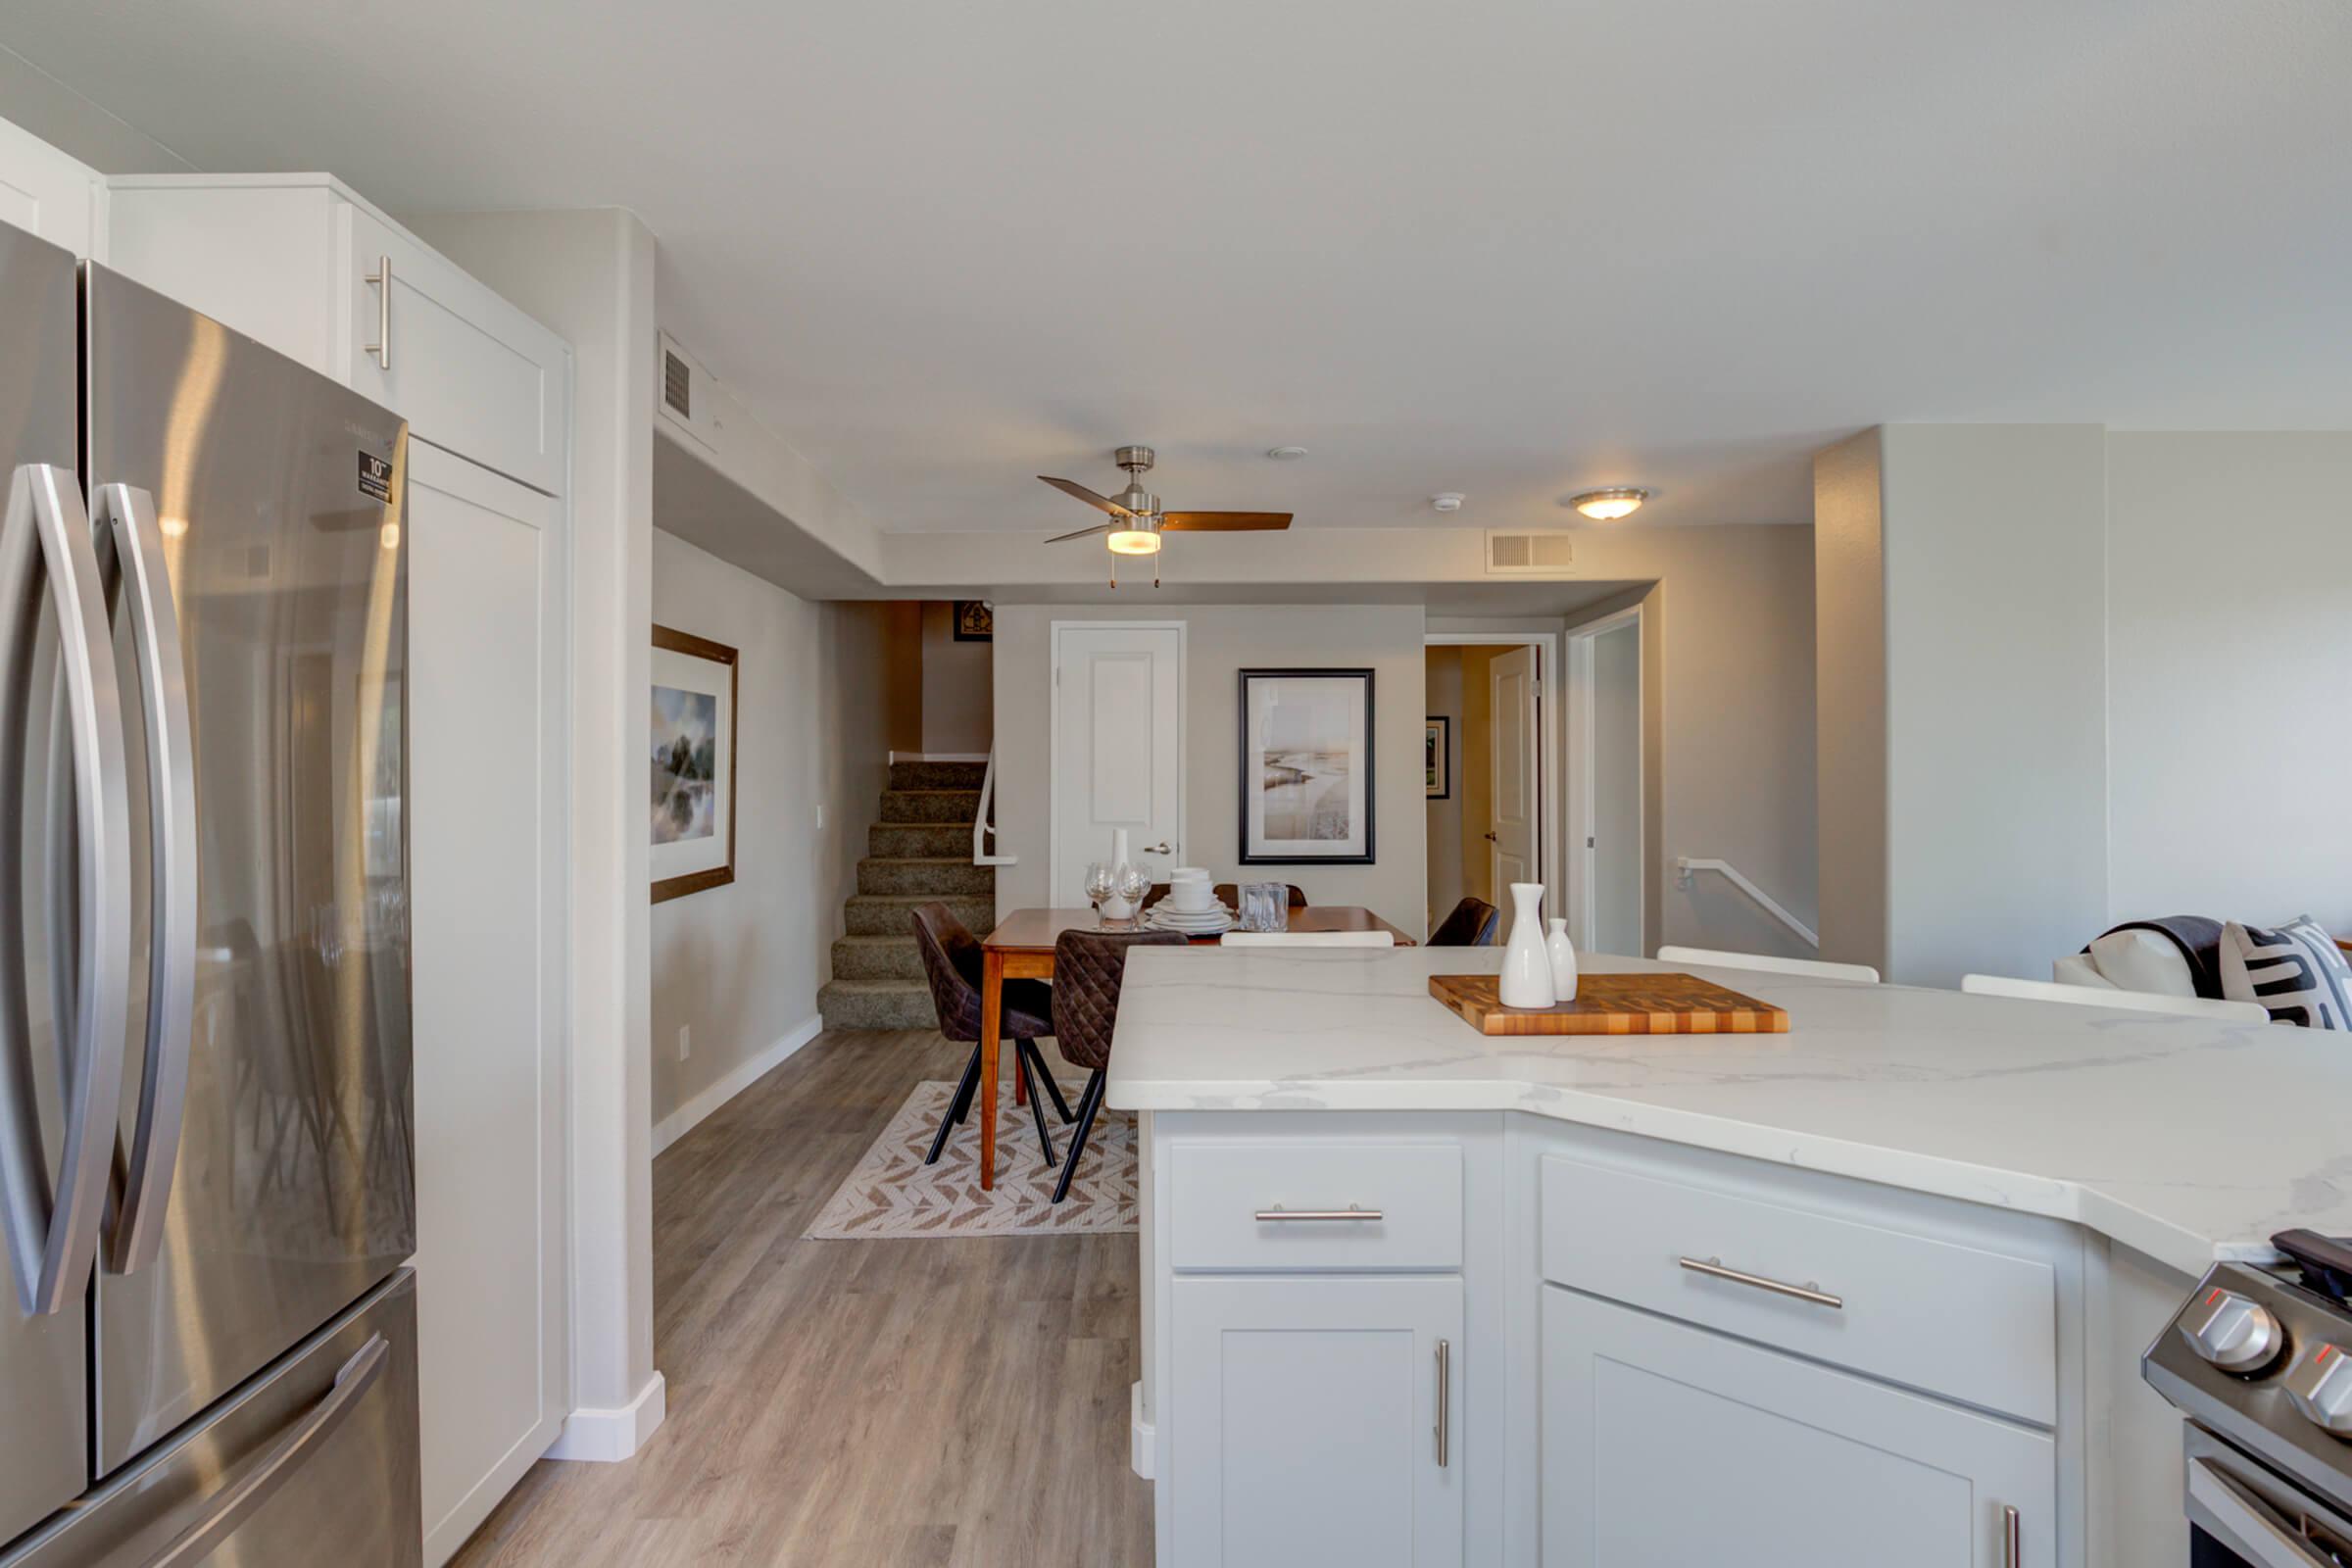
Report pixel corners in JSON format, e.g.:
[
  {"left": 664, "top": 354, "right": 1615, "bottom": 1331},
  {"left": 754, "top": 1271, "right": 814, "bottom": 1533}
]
[{"left": 2145, "top": 1230, "right": 2352, "bottom": 1567}]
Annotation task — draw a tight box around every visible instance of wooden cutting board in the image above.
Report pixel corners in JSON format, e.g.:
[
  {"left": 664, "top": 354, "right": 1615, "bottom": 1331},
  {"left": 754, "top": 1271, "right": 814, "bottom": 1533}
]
[{"left": 1429, "top": 972, "right": 1789, "bottom": 1035}]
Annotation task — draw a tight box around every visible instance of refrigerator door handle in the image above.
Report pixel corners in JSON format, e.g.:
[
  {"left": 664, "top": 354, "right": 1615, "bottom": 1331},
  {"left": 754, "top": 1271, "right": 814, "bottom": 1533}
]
[
  {"left": 94, "top": 483, "right": 196, "bottom": 1274},
  {"left": 0, "top": 464, "right": 132, "bottom": 1316},
  {"left": 137, "top": 1333, "right": 390, "bottom": 1568}
]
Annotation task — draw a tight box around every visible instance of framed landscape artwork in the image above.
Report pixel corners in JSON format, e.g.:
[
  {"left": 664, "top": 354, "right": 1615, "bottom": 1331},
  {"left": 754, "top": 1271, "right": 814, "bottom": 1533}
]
[
  {"left": 651, "top": 624, "right": 739, "bottom": 903},
  {"left": 1425, "top": 715, "right": 1451, "bottom": 799},
  {"left": 1239, "top": 668, "right": 1376, "bottom": 864}
]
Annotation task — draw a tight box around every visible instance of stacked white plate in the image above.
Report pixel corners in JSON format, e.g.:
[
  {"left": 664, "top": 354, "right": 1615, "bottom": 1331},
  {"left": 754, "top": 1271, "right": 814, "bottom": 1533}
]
[{"left": 1143, "top": 903, "right": 1237, "bottom": 936}]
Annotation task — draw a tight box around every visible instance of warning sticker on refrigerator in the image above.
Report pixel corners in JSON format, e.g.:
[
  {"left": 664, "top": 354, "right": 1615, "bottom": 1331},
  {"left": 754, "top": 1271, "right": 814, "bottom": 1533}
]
[{"left": 358, "top": 452, "right": 394, "bottom": 503}]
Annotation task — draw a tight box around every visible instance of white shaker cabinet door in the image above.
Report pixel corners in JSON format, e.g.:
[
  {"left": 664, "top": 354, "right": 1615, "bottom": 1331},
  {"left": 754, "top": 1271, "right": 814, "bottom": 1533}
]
[
  {"left": 1169, "top": 1276, "right": 1463, "bottom": 1568},
  {"left": 406, "top": 445, "right": 569, "bottom": 1566},
  {"left": 342, "top": 204, "right": 568, "bottom": 497},
  {"left": 1541, "top": 1285, "right": 2053, "bottom": 1567},
  {"left": 0, "top": 115, "right": 99, "bottom": 257}
]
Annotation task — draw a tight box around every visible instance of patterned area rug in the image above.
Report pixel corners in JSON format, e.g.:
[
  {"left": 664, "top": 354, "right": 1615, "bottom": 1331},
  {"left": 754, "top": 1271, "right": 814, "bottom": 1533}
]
[{"left": 806, "top": 1077, "right": 1139, "bottom": 1238}]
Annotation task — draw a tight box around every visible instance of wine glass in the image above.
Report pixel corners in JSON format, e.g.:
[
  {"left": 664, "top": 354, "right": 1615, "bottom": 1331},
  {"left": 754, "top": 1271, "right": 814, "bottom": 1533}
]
[
  {"left": 1115, "top": 862, "right": 1152, "bottom": 925},
  {"left": 1084, "top": 861, "right": 1113, "bottom": 925}
]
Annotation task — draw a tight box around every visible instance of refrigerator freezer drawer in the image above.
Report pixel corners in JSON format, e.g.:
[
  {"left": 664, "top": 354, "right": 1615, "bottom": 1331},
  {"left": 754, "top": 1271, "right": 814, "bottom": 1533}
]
[{"left": 2, "top": 1269, "right": 419, "bottom": 1568}]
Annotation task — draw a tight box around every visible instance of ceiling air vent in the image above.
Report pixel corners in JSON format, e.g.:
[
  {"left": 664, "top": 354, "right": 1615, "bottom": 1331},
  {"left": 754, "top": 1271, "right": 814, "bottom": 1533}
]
[
  {"left": 662, "top": 349, "right": 691, "bottom": 418},
  {"left": 1484, "top": 530, "right": 1577, "bottom": 576}
]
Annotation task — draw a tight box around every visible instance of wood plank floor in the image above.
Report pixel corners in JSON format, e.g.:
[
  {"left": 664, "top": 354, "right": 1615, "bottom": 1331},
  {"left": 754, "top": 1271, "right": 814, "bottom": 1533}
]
[{"left": 449, "top": 1027, "right": 1153, "bottom": 1567}]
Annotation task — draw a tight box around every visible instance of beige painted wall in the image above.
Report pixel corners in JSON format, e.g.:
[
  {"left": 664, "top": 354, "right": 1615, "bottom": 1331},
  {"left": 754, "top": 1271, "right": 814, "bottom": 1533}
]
[
  {"left": 1813, "top": 429, "right": 1889, "bottom": 972},
  {"left": 991, "top": 603, "right": 1429, "bottom": 935},
  {"left": 883, "top": 602, "right": 923, "bottom": 755},
  {"left": 919, "top": 601, "right": 994, "bottom": 754},
  {"left": 2105, "top": 432, "right": 2352, "bottom": 932},
  {"left": 1456, "top": 647, "right": 1503, "bottom": 908},
  {"left": 1423, "top": 648, "right": 1465, "bottom": 928},
  {"left": 648, "top": 530, "right": 895, "bottom": 1130}
]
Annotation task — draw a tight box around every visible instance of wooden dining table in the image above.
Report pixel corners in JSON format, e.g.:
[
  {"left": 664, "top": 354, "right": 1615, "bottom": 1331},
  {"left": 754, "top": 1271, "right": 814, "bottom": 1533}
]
[{"left": 974, "top": 906, "right": 1415, "bottom": 1190}]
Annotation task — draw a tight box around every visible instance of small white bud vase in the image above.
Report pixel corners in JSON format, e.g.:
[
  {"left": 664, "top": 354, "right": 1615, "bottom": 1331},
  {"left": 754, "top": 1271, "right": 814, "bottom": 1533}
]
[
  {"left": 1498, "top": 882, "right": 1557, "bottom": 1009},
  {"left": 1545, "top": 917, "right": 1579, "bottom": 1003}
]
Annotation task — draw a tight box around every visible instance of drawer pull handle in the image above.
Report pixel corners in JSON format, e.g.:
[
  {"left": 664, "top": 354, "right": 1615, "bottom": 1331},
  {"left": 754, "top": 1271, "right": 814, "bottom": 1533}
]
[
  {"left": 1254, "top": 1204, "right": 1383, "bottom": 1223},
  {"left": 1678, "top": 1254, "right": 1843, "bottom": 1310}
]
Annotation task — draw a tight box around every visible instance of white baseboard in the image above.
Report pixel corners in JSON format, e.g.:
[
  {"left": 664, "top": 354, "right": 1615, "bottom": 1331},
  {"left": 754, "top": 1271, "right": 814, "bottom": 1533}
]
[
  {"left": 1130, "top": 1380, "right": 1154, "bottom": 1480},
  {"left": 889, "top": 750, "right": 989, "bottom": 763},
  {"left": 652, "top": 1014, "right": 822, "bottom": 1155},
  {"left": 547, "top": 1371, "right": 666, "bottom": 1463}
]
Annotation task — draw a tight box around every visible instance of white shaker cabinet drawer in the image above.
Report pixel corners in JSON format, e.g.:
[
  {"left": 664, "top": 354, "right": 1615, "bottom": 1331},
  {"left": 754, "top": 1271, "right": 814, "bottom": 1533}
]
[
  {"left": 1541, "top": 1155, "right": 2057, "bottom": 1425},
  {"left": 1169, "top": 1142, "right": 1463, "bottom": 1272}
]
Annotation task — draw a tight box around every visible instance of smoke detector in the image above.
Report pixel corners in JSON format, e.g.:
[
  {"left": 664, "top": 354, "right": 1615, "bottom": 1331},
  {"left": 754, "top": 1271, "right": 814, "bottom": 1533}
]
[
  {"left": 1266, "top": 445, "right": 1309, "bottom": 461},
  {"left": 1431, "top": 493, "right": 1465, "bottom": 514}
]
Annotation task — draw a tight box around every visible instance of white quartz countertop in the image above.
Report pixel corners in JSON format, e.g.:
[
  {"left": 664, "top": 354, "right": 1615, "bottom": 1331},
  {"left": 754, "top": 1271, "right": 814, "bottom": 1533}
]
[{"left": 1105, "top": 946, "right": 2352, "bottom": 1278}]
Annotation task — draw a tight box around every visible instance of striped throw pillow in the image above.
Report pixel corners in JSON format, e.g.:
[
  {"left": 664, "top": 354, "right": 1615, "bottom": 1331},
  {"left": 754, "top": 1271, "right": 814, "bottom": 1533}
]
[{"left": 2219, "top": 917, "right": 2351, "bottom": 1029}]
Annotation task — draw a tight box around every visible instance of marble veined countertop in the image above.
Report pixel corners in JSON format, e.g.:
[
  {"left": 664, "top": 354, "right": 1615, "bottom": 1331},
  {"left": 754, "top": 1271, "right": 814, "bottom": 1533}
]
[{"left": 1105, "top": 945, "right": 2352, "bottom": 1277}]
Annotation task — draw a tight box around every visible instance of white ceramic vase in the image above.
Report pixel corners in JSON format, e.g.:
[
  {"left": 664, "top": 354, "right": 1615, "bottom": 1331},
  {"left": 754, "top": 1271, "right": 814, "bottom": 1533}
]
[
  {"left": 1545, "top": 916, "right": 1579, "bottom": 1003},
  {"left": 1498, "top": 882, "right": 1557, "bottom": 1008}
]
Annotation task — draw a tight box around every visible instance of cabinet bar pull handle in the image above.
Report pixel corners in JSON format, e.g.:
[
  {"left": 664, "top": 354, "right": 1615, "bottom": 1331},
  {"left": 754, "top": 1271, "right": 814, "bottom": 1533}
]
[
  {"left": 1677, "top": 1255, "right": 1843, "bottom": 1310},
  {"left": 2002, "top": 1503, "right": 2021, "bottom": 1567},
  {"left": 1434, "top": 1338, "right": 1450, "bottom": 1468},
  {"left": 364, "top": 255, "right": 391, "bottom": 369},
  {"left": 1253, "top": 1204, "right": 1383, "bottom": 1222}
]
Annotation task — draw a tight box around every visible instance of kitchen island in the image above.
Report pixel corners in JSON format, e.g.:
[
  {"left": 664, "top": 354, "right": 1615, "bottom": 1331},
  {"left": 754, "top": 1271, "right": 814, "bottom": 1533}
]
[{"left": 1107, "top": 944, "right": 2352, "bottom": 1567}]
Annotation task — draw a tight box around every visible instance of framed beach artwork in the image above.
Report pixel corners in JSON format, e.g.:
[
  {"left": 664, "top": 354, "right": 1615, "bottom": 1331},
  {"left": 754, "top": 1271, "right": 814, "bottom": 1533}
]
[
  {"left": 1425, "top": 715, "right": 1451, "bottom": 800},
  {"left": 651, "top": 624, "right": 739, "bottom": 903},
  {"left": 1239, "top": 668, "right": 1376, "bottom": 864}
]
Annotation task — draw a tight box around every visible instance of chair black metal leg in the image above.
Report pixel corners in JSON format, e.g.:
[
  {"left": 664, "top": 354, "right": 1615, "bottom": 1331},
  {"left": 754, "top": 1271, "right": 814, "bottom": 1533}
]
[
  {"left": 1018, "top": 1046, "right": 1058, "bottom": 1167},
  {"left": 1052, "top": 1070, "right": 1108, "bottom": 1205},
  {"left": 927, "top": 1043, "right": 984, "bottom": 1165},
  {"left": 1020, "top": 1039, "right": 1076, "bottom": 1123}
]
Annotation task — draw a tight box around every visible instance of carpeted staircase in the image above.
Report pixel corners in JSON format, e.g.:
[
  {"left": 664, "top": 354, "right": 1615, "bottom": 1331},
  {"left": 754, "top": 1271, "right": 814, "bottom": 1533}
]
[{"left": 819, "top": 760, "right": 994, "bottom": 1030}]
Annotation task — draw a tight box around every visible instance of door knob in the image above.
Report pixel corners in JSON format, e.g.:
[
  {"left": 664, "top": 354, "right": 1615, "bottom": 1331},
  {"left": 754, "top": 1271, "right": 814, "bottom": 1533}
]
[
  {"left": 1482, "top": 832, "right": 1497, "bottom": 842},
  {"left": 1145, "top": 841, "right": 1172, "bottom": 855}
]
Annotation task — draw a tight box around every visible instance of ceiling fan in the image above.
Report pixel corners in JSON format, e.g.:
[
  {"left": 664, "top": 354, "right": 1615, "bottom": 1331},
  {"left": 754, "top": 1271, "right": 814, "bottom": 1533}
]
[{"left": 1040, "top": 446, "right": 1291, "bottom": 586}]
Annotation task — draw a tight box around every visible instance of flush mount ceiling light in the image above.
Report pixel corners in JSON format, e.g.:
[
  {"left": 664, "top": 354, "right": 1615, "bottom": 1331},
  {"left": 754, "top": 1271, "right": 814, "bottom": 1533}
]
[{"left": 1567, "top": 487, "right": 1650, "bottom": 521}]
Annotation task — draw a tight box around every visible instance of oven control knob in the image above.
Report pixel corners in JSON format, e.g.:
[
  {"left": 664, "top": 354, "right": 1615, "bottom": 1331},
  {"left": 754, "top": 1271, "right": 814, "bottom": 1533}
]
[
  {"left": 2179, "top": 1289, "right": 2286, "bottom": 1374},
  {"left": 2286, "top": 1346, "right": 2352, "bottom": 1438}
]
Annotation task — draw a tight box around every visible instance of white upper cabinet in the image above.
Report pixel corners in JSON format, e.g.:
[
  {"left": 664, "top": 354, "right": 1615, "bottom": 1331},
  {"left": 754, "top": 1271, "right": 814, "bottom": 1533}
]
[
  {"left": 106, "top": 174, "right": 568, "bottom": 496},
  {"left": 0, "top": 114, "right": 102, "bottom": 258}
]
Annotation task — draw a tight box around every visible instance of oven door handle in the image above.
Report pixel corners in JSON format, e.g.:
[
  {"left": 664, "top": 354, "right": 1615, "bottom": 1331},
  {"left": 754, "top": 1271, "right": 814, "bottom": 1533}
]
[{"left": 2189, "top": 1456, "right": 2343, "bottom": 1568}]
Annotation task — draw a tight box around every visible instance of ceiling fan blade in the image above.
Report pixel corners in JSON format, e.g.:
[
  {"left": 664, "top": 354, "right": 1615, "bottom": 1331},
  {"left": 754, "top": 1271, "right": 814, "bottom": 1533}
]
[
  {"left": 1038, "top": 475, "right": 1135, "bottom": 517},
  {"left": 1159, "top": 511, "right": 1293, "bottom": 531},
  {"left": 1044, "top": 521, "right": 1112, "bottom": 545}
]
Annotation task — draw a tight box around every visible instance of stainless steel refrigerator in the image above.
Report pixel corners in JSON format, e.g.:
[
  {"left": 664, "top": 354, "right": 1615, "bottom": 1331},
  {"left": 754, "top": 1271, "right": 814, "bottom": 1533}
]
[{"left": 0, "top": 222, "right": 419, "bottom": 1565}]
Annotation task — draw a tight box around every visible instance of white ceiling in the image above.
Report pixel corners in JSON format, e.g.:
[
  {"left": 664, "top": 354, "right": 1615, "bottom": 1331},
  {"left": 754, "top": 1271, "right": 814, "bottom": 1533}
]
[{"left": 9, "top": 1, "right": 2348, "bottom": 536}]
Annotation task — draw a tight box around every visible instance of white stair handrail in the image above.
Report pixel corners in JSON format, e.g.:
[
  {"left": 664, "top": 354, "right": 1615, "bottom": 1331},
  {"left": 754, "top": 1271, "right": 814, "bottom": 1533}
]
[
  {"left": 1674, "top": 858, "right": 1817, "bottom": 949},
  {"left": 973, "top": 748, "right": 1017, "bottom": 866}
]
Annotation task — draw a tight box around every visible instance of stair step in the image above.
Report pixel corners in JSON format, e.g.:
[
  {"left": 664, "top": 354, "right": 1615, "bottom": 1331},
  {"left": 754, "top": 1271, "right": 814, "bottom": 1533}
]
[
  {"left": 817, "top": 979, "right": 940, "bottom": 1032},
  {"left": 831, "top": 935, "right": 924, "bottom": 981},
  {"left": 890, "top": 760, "right": 989, "bottom": 792},
  {"left": 868, "top": 821, "right": 970, "bottom": 858},
  {"left": 880, "top": 789, "right": 981, "bottom": 824},
  {"left": 858, "top": 857, "right": 995, "bottom": 897},
  {"left": 843, "top": 893, "right": 996, "bottom": 937}
]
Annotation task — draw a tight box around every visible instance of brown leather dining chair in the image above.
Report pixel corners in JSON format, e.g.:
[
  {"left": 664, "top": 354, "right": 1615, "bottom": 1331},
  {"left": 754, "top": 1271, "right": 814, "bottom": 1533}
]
[
  {"left": 910, "top": 903, "right": 1074, "bottom": 1167},
  {"left": 1428, "top": 896, "right": 1501, "bottom": 947},
  {"left": 1047, "top": 928, "right": 1185, "bottom": 1203}
]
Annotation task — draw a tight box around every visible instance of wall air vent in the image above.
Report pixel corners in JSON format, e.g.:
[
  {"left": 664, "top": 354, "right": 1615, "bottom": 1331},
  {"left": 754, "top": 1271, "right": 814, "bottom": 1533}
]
[
  {"left": 655, "top": 331, "right": 721, "bottom": 453},
  {"left": 1484, "top": 530, "right": 1577, "bottom": 576}
]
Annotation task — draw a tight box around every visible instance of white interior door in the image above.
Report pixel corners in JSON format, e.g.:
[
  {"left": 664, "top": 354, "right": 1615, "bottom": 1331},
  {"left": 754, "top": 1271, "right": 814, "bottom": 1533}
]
[
  {"left": 1488, "top": 646, "right": 1539, "bottom": 935},
  {"left": 1053, "top": 624, "right": 1184, "bottom": 906},
  {"left": 1590, "top": 622, "right": 1642, "bottom": 956},
  {"left": 408, "top": 445, "right": 568, "bottom": 1565}
]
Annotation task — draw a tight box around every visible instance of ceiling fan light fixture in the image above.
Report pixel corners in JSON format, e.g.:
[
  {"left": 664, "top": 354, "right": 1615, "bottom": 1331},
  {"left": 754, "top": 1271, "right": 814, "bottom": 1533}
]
[
  {"left": 1107, "top": 524, "right": 1162, "bottom": 555},
  {"left": 1568, "top": 487, "right": 1650, "bottom": 521}
]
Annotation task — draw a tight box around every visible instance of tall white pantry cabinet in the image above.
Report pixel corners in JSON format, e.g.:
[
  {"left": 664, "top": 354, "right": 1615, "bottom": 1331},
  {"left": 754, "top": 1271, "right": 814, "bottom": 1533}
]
[{"left": 106, "top": 172, "right": 574, "bottom": 1568}]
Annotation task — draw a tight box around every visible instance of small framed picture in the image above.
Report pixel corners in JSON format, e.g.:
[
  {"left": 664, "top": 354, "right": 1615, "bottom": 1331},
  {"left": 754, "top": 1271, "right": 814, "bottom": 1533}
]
[
  {"left": 1239, "top": 668, "right": 1375, "bottom": 864},
  {"left": 651, "top": 625, "right": 739, "bottom": 903},
  {"left": 953, "top": 600, "right": 994, "bottom": 642},
  {"left": 1425, "top": 715, "right": 1451, "bottom": 799}
]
